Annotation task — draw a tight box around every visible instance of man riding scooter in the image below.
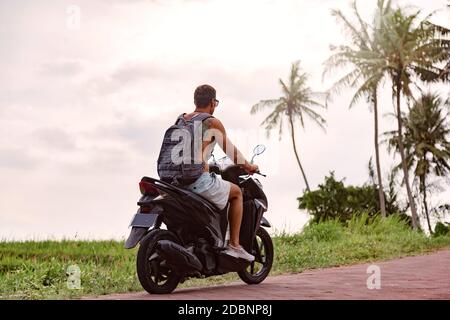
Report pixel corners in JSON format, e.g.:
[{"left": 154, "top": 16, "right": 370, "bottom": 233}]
[
  {"left": 160, "top": 84, "right": 259, "bottom": 261},
  {"left": 126, "top": 88, "right": 273, "bottom": 294}
]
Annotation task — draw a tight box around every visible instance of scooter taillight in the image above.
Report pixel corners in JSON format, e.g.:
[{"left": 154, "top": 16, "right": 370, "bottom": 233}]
[
  {"left": 139, "top": 181, "right": 159, "bottom": 196},
  {"left": 139, "top": 205, "right": 153, "bottom": 213}
]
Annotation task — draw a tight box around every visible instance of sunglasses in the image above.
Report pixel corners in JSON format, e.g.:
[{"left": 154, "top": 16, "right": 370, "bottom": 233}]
[{"left": 214, "top": 98, "right": 219, "bottom": 106}]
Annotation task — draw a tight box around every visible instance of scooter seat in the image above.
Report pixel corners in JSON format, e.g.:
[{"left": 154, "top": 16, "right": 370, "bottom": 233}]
[
  {"left": 141, "top": 176, "right": 226, "bottom": 213},
  {"left": 180, "top": 188, "right": 222, "bottom": 210}
]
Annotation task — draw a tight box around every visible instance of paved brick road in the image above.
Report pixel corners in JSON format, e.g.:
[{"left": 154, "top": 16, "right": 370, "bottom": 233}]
[{"left": 91, "top": 249, "right": 450, "bottom": 300}]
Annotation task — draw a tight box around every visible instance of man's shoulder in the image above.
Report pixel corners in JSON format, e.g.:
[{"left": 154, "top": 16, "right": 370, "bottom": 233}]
[{"left": 206, "top": 117, "right": 225, "bottom": 131}]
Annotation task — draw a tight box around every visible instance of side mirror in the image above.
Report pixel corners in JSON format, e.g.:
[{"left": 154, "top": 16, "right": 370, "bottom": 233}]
[{"left": 251, "top": 144, "right": 266, "bottom": 163}]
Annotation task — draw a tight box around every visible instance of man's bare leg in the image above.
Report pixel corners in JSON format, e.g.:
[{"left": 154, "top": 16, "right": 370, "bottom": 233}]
[{"left": 228, "top": 183, "right": 243, "bottom": 247}]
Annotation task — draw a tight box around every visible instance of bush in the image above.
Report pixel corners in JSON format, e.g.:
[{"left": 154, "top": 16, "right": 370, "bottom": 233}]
[
  {"left": 298, "top": 172, "right": 404, "bottom": 223},
  {"left": 298, "top": 172, "right": 377, "bottom": 222},
  {"left": 433, "top": 222, "right": 450, "bottom": 237}
]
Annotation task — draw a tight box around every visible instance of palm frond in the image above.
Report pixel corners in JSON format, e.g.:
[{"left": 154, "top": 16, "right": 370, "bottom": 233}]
[
  {"left": 332, "top": 8, "right": 369, "bottom": 49},
  {"left": 326, "top": 68, "right": 362, "bottom": 99},
  {"left": 352, "top": 0, "right": 372, "bottom": 49},
  {"left": 250, "top": 98, "right": 284, "bottom": 114},
  {"left": 348, "top": 73, "right": 381, "bottom": 108}
]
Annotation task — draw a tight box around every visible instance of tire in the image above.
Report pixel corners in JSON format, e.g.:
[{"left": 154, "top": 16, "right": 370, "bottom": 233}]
[
  {"left": 238, "top": 227, "right": 274, "bottom": 284},
  {"left": 136, "top": 229, "right": 181, "bottom": 294}
]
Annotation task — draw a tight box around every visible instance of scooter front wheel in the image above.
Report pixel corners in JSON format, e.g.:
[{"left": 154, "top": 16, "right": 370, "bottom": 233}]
[
  {"left": 237, "top": 227, "right": 273, "bottom": 284},
  {"left": 137, "top": 229, "right": 181, "bottom": 294}
]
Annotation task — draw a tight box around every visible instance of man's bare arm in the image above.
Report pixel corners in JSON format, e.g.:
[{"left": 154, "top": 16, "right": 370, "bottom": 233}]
[
  {"left": 208, "top": 118, "right": 244, "bottom": 163},
  {"left": 208, "top": 118, "right": 254, "bottom": 170}
]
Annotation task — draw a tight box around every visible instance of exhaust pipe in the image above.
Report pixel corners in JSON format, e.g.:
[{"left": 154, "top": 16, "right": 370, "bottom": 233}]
[{"left": 156, "top": 240, "right": 203, "bottom": 272}]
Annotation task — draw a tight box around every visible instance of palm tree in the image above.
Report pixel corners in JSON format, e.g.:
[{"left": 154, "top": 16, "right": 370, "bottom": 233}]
[
  {"left": 377, "top": 6, "right": 450, "bottom": 229},
  {"left": 251, "top": 61, "right": 327, "bottom": 192},
  {"left": 323, "top": 0, "right": 392, "bottom": 217},
  {"left": 385, "top": 93, "right": 450, "bottom": 234}
]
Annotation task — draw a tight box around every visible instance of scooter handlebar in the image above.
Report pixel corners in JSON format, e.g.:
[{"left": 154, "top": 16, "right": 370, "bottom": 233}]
[{"left": 255, "top": 170, "right": 267, "bottom": 177}]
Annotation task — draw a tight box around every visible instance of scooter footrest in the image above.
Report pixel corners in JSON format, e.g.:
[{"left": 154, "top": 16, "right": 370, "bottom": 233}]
[{"left": 216, "top": 252, "right": 251, "bottom": 273}]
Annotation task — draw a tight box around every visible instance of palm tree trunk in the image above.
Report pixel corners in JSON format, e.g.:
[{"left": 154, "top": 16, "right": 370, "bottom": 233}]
[
  {"left": 395, "top": 81, "right": 420, "bottom": 230},
  {"left": 288, "top": 114, "right": 311, "bottom": 192},
  {"left": 420, "top": 159, "right": 433, "bottom": 235},
  {"left": 373, "top": 90, "right": 387, "bottom": 218}
]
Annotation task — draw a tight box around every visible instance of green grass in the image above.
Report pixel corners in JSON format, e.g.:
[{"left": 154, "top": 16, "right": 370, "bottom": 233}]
[{"left": 1, "top": 214, "right": 449, "bottom": 299}]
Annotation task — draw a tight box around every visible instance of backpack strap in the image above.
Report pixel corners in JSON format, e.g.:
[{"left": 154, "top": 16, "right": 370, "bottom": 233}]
[
  {"left": 175, "top": 113, "right": 187, "bottom": 125},
  {"left": 176, "top": 112, "right": 213, "bottom": 125},
  {"left": 190, "top": 112, "right": 213, "bottom": 123}
]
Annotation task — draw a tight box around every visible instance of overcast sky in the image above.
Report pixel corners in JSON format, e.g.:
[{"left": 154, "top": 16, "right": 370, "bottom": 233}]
[{"left": 1, "top": 0, "right": 449, "bottom": 240}]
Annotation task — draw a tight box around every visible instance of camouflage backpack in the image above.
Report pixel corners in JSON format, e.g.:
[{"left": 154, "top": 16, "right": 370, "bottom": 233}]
[{"left": 157, "top": 113, "right": 213, "bottom": 186}]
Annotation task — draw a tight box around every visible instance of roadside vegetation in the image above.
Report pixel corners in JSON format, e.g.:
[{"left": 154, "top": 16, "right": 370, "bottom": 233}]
[{"left": 1, "top": 214, "right": 449, "bottom": 300}]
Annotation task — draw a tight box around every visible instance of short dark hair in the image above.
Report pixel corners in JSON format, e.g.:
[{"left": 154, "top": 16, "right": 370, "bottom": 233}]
[{"left": 194, "top": 84, "right": 216, "bottom": 108}]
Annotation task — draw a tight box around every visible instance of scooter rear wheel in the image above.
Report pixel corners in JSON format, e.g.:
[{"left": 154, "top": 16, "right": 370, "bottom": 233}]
[
  {"left": 137, "top": 229, "right": 181, "bottom": 294},
  {"left": 238, "top": 227, "right": 273, "bottom": 284}
]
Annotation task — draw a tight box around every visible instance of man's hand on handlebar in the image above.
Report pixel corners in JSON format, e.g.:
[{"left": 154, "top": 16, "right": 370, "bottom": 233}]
[{"left": 243, "top": 163, "right": 259, "bottom": 175}]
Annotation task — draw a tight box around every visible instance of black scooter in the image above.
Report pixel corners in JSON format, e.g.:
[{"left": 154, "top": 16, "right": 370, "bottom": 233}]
[{"left": 124, "top": 145, "right": 273, "bottom": 294}]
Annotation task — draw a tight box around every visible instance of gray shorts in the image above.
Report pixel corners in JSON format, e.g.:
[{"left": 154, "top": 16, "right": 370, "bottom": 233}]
[{"left": 186, "top": 172, "right": 231, "bottom": 210}]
